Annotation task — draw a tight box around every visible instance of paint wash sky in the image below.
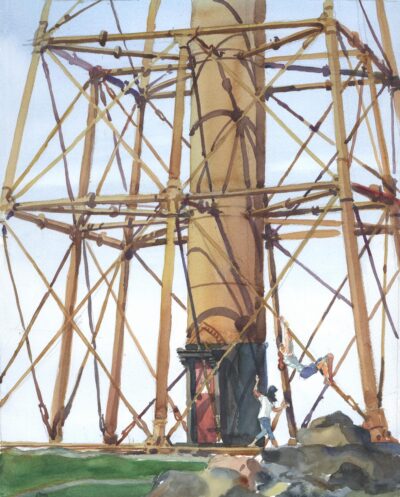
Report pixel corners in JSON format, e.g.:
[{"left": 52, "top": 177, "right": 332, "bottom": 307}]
[{"left": 0, "top": 0, "right": 399, "bottom": 444}]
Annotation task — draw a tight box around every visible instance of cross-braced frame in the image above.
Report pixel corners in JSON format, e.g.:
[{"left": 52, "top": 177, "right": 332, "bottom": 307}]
[{"left": 1, "top": 0, "right": 399, "bottom": 450}]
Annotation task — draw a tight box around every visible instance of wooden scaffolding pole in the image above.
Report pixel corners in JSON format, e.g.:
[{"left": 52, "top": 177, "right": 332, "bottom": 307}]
[
  {"left": 103, "top": 0, "right": 161, "bottom": 445},
  {"left": 365, "top": 58, "right": 400, "bottom": 270},
  {"left": 1, "top": 0, "right": 52, "bottom": 205},
  {"left": 50, "top": 80, "right": 99, "bottom": 441},
  {"left": 375, "top": 0, "right": 400, "bottom": 122},
  {"left": 324, "top": 0, "right": 388, "bottom": 441},
  {"left": 265, "top": 225, "right": 297, "bottom": 443},
  {"left": 153, "top": 44, "right": 188, "bottom": 445},
  {"left": 45, "top": 19, "right": 324, "bottom": 46}
]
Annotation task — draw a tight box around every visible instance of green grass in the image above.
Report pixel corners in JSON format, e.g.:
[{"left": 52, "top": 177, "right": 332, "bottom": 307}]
[
  {"left": 33, "top": 482, "right": 153, "bottom": 497},
  {"left": 0, "top": 449, "right": 207, "bottom": 497}
]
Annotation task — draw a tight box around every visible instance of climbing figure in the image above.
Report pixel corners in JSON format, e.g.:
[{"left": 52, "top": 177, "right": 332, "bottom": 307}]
[
  {"left": 279, "top": 317, "right": 334, "bottom": 384},
  {"left": 249, "top": 382, "right": 288, "bottom": 448}
]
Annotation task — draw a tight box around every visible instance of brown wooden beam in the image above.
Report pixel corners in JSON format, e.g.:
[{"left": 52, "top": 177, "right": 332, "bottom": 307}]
[
  {"left": 1, "top": 0, "right": 52, "bottom": 204},
  {"left": 50, "top": 80, "right": 99, "bottom": 441},
  {"left": 365, "top": 59, "right": 400, "bottom": 270},
  {"left": 265, "top": 49, "right": 360, "bottom": 63},
  {"left": 252, "top": 190, "right": 336, "bottom": 216},
  {"left": 46, "top": 44, "right": 179, "bottom": 60},
  {"left": 261, "top": 201, "right": 386, "bottom": 217},
  {"left": 375, "top": 0, "right": 400, "bottom": 122},
  {"left": 13, "top": 211, "right": 124, "bottom": 249},
  {"left": 275, "top": 229, "right": 340, "bottom": 240},
  {"left": 324, "top": 0, "right": 388, "bottom": 441},
  {"left": 269, "top": 78, "right": 382, "bottom": 95},
  {"left": 44, "top": 19, "right": 324, "bottom": 46},
  {"left": 153, "top": 44, "right": 188, "bottom": 445},
  {"left": 264, "top": 218, "right": 341, "bottom": 227},
  {"left": 15, "top": 206, "right": 164, "bottom": 217},
  {"left": 337, "top": 22, "right": 391, "bottom": 78},
  {"left": 241, "top": 27, "right": 322, "bottom": 57},
  {"left": 103, "top": 1, "right": 162, "bottom": 444},
  {"left": 12, "top": 181, "right": 337, "bottom": 213},
  {"left": 265, "top": 224, "right": 297, "bottom": 443}
]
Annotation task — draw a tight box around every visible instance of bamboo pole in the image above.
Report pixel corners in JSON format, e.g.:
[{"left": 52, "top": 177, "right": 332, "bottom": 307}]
[
  {"left": 242, "top": 27, "right": 322, "bottom": 57},
  {"left": 265, "top": 49, "right": 360, "bottom": 63},
  {"left": 153, "top": 44, "right": 188, "bottom": 445},
  {"left": 324, "top": 0, "right": 388, "bottom": 441},
  {"left": 13, "top": 211, "right": 124, "bottom": 249},
  {"left": 265, "top": 225, "right": 297, "bottom": 443},
  {"left": 50, "top": 80, "right": 99, "bottom": 441},
  {"left": 375, "top": 0, "right": 400, "bottom": 122},
  {"left": 365, "top": 58, "right": 400, "bottom": 270},
  {"left": 45, "top": 19, "right": 324, "bottom": 46},
  {"left": 47, "top": 44, "right": 179, "bottom": 60},
  {"left": 104, "top": 0, "right": 162, "bottom": 444},
  {"left": 1, "top": 0, "right": 52, "bottom": 205},
  {"left": 13, "top": 180, "right": 337, "bottom": 211},
  {"left": 252, "top": 190, "right": 336, "bottom": 216}
]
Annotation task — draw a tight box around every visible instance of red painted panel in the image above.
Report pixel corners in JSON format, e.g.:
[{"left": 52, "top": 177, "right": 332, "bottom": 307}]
[{"left": 195, "top": 360, "right": 217, "bottom": 443}]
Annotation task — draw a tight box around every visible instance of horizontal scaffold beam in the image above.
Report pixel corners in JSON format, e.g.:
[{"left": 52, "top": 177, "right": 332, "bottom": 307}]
[
  {"left": 259, "top": 201, "right": 387, "bottom": 217},
  {"left": 46, "top": 44, "right": 180, "bottom": 60},
  {"left": 43, "top": 19, "right": 324, "bottom": 46},
  {"left": 265, "top": 49, "right": 360, "bottom": 63},
  {"left": 8, "top": 181, "right": 338, "bottom": 212},
  {"left": 13, "top": 211, "right": 123, "bottom": 249},
  {"left": 12, "top": 211, "right": 188, "bottom": 249}
]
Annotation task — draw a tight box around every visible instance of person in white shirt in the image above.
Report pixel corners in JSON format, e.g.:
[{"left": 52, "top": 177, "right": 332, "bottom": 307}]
[
  {"left": 279, "top": 317, "right": 334, "bottom": 384},
  {"left": 249, "top": 384, "right": 288, "bottom": 448}
]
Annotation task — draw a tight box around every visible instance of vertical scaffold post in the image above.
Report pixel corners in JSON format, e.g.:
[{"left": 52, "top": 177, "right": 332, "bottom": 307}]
[
  {"left": 103, "top": 0, "right": 161, "bottom": 446},
  {"left": 153, "top": 43, "right": 188, "bottom": 444},
  {"left": 365, "top": 58, "right": 400, "bottom": 271},
  {"left": 375, "top": 0, "right": 400, "bottom": 122},
  {"left": 1, "top": 0, "right": 52, "bottom": 205},
  {"left": 265, "top": 225, "right": 297, "bottom": 444},
  {"left": 50, "top": 79, "right": 99, "bottom": 441},
  {"left": 323, "top": 0, "right": 388, "bottom": 441}
]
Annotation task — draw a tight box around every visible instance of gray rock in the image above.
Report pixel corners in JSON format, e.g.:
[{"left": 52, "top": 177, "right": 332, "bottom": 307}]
[
  {"left": 207, "top": 454, "right": 262, "bottom": 490},
  {"left": 148, "top": 470, "right": 209, "bottom": 497},
  {"left": 298, "top": 411, "right": 370, "bottom": 447},
  {"left": 208, "top": 467, "right": 241, "bottom": 481},
  {"left": 310, "top": 412, "right": 355, "bottom": 429},
  {"left": 329, "top": 462, "right": 370, "bottom": 491},
  {"left": 221, "top": 485, "right": 258, "bottom": 496},
  {"left": 297, "top": 424, "right": 370, "bottom": 447},
  {"left": 276, "top": 481, "right": 348, "bottom": 497},
  {"left": 254, "top": 469, "right": 275, "bottom": 492},
  {"left": 262, "top": 444, "right": 400, "bottom": 494}
]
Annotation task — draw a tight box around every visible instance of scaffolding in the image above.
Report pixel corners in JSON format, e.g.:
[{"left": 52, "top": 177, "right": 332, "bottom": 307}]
[{"left": 1, "top": 0, "right": 399, "bottom": 451}]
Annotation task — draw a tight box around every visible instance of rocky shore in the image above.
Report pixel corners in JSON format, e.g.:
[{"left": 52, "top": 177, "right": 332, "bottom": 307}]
[{"left": 146, "top": 412, "right": 400, "bottom": 497}]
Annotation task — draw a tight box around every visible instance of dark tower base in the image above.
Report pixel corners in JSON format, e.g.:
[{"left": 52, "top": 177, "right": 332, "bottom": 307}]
[{"left": 178, "top": 343, "right": 268, "bottom": 445}]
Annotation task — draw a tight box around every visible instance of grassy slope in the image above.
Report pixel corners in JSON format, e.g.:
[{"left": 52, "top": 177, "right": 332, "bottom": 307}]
[{"left": 0, "top": 449, "right": 207, "bottom": 497}]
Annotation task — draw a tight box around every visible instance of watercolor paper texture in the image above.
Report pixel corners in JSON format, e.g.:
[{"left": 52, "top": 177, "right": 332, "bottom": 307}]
[{"left": 1, "top": 0, "right": 400, "bottom": 495}]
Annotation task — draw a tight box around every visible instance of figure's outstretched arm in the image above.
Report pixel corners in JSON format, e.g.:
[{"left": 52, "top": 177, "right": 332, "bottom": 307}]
[
  {"left": 279, "top": 316, "right": 294, "bottom": 354},
  {"left": 272, "top": 400, "right": 290, "bottom": 413}
]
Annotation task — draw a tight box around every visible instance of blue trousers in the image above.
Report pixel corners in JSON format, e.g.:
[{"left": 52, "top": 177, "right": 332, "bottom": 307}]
[{"left": 255, "top": 416, "right": 275, "bottom": 441}]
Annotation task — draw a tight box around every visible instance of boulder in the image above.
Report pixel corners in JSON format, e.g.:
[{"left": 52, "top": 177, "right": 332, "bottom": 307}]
[
  {"left": 276, "top": 481, "right": 339, "bottom": 497},
  {"left": 262, "top": 444, "right": 400, "bottom": 494},
  {"left": 208, "top": 455, "right": 262, "bottom": 490},
  {"left": 329, "top": 462, "right": 370, "bottom": 491},
  {"left": 298, "top": 411, "right": 370, "bottom": 447},
  {"left": 221, "top": 486, "right": 258, "bottom": 496},
  {"left": 309, "top": 411, "right": 354, "bottom": 429},
  {"left": 297, "top": 424, "right": 370, "bottom": 447},
  {"left": 147, "top": 470, "right": 209, "bottom": 497}
]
